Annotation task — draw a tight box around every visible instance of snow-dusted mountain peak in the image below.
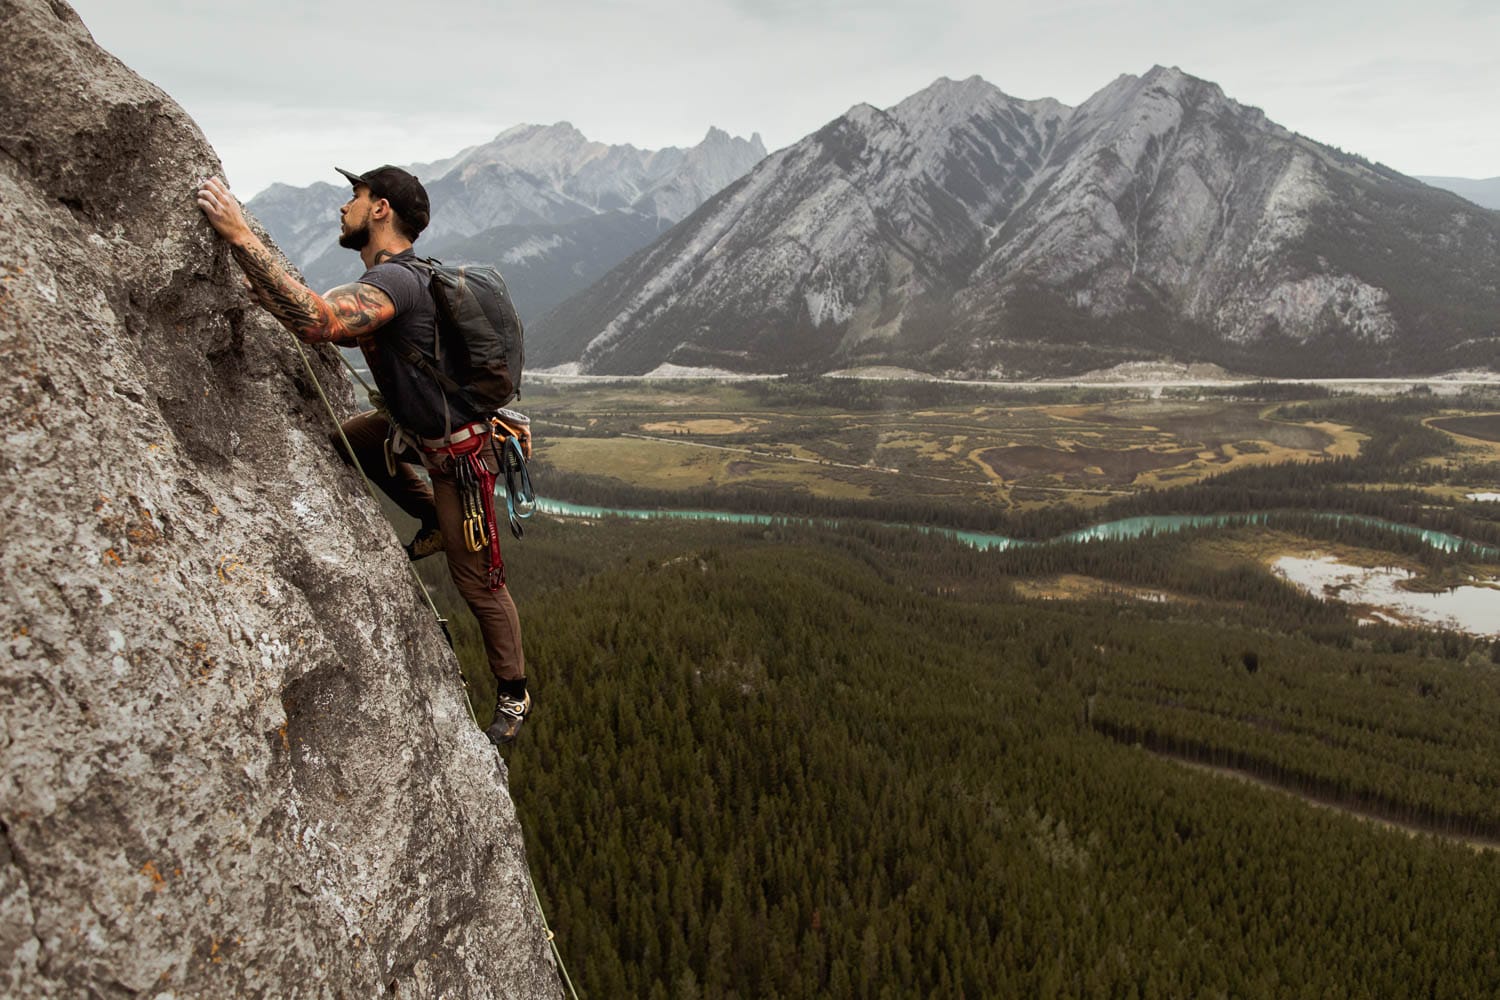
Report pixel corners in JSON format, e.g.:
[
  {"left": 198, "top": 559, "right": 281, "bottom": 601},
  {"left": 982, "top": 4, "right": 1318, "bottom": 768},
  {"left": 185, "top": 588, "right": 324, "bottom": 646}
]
[
  {"left": 1078, "top": 66, "right": 1226, "bottom": 115},
  {"left": 494, "top": 120, "right": 581, "bottom": 140},
  {"left": 893, "top": 74, "right": 1007, "bottom": 123},
  {"left": 1142, "top": 64, "right": 1188, "bottom": 85},
  {"left": 911, "top": 73, "right": 996, "bottom": 97},
  {"left": 1070, "top": 71, "right": 1149, "bottom": 121},
  {"left": 247, "top": 121, "right": 767, "bottom": 304},
  {"left": 533, "top": 67, "right": 1500, "bottom": 380},
  {"left": 840, "top": 102, "right": 886, "bottom": 124},
  {"left": 459, "top": 122, "right": 611, "bottom": 178},
  {"left": 699, "top": 126, "right": 768, "bottom": 157}
]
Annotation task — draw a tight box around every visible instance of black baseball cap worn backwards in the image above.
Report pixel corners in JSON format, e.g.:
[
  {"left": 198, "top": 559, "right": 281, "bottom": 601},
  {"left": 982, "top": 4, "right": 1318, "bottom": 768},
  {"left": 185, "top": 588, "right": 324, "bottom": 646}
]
[{"left": 336, "top": 165, "right": 431, "bottom": 236}]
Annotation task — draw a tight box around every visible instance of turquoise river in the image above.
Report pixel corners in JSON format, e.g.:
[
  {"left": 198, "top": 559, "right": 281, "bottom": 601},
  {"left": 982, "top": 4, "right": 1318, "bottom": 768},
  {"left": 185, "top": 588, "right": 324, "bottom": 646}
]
[{"left": 533, "top": 500, "right": 1498, "bottom": 558}]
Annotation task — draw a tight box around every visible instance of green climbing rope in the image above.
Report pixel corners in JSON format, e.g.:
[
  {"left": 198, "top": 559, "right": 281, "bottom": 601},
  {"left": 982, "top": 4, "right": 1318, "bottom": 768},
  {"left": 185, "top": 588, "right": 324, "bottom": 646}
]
[{"left": 532, "top": 880, "right": 582, "bottom": 1000}]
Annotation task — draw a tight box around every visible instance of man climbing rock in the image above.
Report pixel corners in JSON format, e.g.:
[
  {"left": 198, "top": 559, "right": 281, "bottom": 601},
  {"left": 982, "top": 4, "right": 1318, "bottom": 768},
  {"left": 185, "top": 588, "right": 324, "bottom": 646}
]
[{"left": 196, "top": 168, "right": 530, "bottom": 745}]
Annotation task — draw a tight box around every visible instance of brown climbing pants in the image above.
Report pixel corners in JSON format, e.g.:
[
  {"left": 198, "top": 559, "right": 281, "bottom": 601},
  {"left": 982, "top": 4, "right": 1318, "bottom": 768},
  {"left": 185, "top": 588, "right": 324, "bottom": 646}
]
[{"left": 331, "top": 410, "right": 525, "bottom": 683}]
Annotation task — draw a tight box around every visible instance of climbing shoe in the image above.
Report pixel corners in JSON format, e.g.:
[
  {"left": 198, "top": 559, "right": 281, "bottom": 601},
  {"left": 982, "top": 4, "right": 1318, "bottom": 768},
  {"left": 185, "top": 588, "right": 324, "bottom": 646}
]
[
  {"left": 404, "top": 525, "right": 444, "bottom": 561},
  {"left": 485, "top": 690, "right": 531, "bottom": 747}
]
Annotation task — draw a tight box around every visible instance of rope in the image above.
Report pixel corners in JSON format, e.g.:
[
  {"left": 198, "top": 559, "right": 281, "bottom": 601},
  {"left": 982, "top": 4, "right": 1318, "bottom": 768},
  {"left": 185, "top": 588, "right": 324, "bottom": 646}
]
[
  {"left": 501, "top": 434, "right": 537, "bottom": 538},
  {"left": 338, "top": 346, "right": 376, "bottom": 396},
  {"left": 532, "top": 880, "right": 582, "bottom": 1000},
  {"left": 294, "top": 337, "right": 578, "bottom": 999}
]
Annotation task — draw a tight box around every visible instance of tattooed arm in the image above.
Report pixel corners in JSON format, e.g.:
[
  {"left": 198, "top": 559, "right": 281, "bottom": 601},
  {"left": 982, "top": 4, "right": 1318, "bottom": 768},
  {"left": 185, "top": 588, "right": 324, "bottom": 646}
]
[{"left": 196, "top": 176, "right": 394, "bottom": 344}]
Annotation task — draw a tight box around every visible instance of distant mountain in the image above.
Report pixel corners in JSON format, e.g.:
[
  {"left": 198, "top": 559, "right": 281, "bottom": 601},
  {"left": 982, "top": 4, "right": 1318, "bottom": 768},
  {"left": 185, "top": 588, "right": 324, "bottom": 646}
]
[
  {"left": 246, "top": 124, "right": 766, "bottom": 320},
  {"left": 1418, "top": 176, "right": 1500, "bottom": 211},
  {"left": 534, "top": 69, "right": 1500, "bottom": 379},
  {"left": 424, "top": 210, "right": 672, "bottom": 321}
]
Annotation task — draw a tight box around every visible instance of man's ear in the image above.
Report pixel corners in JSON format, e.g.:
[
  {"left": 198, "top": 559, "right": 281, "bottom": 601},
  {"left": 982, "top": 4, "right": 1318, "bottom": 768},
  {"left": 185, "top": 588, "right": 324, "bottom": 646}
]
[{"left": 370, "top": 197, "right": 392, "bottom": 222}]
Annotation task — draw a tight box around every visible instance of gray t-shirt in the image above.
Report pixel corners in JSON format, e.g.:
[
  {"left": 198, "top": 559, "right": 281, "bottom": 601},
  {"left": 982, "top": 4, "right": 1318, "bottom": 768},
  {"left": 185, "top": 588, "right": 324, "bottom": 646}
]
[{"left": 357, "top": 250, "right": 484, "bottom": 438}]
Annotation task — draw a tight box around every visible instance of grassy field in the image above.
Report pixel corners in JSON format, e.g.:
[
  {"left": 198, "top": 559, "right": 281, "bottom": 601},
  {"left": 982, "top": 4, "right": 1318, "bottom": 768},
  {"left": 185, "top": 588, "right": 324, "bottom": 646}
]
[
  {"left": 1428, "top": 412, "right": 1500, "bottom": 446},
  {"left": 524, "top": 381, "right": 1363, "bottom": 510},
  {"left": 504, "top": 380, "right": 1500, "bottom": 636}
]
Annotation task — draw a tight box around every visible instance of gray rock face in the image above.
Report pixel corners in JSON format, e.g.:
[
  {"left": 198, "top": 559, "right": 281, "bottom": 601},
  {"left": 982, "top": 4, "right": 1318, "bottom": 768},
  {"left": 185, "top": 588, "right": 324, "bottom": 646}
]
[
  {"left": 0, "top": 2, "right": 563, "bottom": 997},
  {"left": 534, "top": 68, "right": 1500, "bottom": 378}
]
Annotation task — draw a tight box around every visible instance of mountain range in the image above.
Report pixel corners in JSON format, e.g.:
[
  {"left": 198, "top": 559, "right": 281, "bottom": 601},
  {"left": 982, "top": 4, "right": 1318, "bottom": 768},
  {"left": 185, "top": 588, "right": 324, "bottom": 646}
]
[
  {"left": 247, "top": 124, "right": 766, "bottom": 320},
  {"left": 1419, "top": 176, "right": 1500, "bottom": 211},
  {"left": 533, "top": 68, "right": 1500, "bottom": 379}
]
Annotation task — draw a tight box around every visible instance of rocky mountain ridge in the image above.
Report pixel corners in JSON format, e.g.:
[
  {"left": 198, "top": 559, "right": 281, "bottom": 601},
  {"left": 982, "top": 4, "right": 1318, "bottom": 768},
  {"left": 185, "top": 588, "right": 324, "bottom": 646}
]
[
  {"left": 534, "top": 68, "right": 1500, "bottom": 378},
  {"left": 1419, "top": 176, "right": 1500, "bottom": 211},
  {"left": 249, "top": 124, "right": 766, "bottom": 318},
  {"left": 0, "top": 2, "right": 562, "bottom": 995}
]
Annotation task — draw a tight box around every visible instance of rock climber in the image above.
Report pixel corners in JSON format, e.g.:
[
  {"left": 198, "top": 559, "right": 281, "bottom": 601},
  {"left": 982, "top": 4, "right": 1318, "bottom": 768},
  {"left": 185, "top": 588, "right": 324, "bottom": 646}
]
[{"left": 195, "top": 168, "right": 530, "bottom": 745}]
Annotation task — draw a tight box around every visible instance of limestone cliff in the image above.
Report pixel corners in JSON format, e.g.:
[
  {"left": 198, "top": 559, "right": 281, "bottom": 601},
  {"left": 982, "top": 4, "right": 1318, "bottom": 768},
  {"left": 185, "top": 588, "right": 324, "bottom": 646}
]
[{"left": 0, "top": 1, "right": 563, "bottom": 996}]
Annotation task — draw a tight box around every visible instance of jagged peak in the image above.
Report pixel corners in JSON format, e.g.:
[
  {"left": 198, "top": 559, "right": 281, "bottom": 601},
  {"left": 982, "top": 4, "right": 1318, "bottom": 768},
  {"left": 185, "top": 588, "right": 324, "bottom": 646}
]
[
  {"left": 493, "top": 121, "right": 586, "bottom": 142},
  {"left": 1072, "top": 66, "right": 1212, "bottom": 124},
  {"left": 915, "top": 73, "right": 1000, "bottom": 97},
  {"left": 884, "top": 74, "right": 1075, "bottom": 149},
  {"left": 698, "top": 126, "right": 764, "bottom": 152},
  {"left": 1143, "top": 64, "right": 1188, "bottom": 85},
  {"left": 895, "top": 74, "right": 1007, "bottom": 117},
  {"left": 1104, "top": 65, "right": 1226, "bottom": 105},
  {"left": 1144, "top": 65, "right": 1228, "bottom": 104},
  {"left": 251, "top": 179, "right": 342, "bottom": 201},
  {"left": 841, "top": 102, "right": 887, "bottom": 126}
]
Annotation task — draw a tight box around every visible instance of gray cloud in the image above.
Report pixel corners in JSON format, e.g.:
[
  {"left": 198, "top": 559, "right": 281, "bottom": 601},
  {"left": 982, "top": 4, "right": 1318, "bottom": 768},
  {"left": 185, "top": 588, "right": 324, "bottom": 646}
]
[{"left": 71, "top": 0, "right": 1499, "bottom": 196}]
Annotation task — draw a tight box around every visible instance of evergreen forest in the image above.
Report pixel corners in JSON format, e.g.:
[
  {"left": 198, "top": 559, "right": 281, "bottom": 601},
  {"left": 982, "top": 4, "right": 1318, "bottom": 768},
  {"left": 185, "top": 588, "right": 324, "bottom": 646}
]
[{"left": 392, "top": 386, "right": 1500, "bottom": 997}]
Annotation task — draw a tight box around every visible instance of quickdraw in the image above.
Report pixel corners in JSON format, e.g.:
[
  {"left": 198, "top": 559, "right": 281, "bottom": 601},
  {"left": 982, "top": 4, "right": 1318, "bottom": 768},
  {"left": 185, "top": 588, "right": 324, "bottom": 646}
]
[
  {"left": 422, "top": 423, "right": 505, "bottom": 591},
  {"left": 456, "top": 446, "right": 491, "bottom": 553}
]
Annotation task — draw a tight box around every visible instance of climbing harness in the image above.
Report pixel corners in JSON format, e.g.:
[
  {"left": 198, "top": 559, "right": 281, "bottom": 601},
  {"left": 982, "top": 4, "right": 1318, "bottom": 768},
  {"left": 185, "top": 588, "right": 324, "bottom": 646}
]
[
  {"left": 343, "top": 352, "right": 535, "bottom": 547},
  {"left": 414, "top": 420, "right": 506, "bottom": 590}
]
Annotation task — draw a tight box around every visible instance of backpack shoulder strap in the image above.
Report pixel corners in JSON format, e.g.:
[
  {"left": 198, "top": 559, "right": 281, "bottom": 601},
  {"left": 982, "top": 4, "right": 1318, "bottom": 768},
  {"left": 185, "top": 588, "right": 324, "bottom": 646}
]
[{"left": 395, "top": 341, "right": 464, "bottom": 396}]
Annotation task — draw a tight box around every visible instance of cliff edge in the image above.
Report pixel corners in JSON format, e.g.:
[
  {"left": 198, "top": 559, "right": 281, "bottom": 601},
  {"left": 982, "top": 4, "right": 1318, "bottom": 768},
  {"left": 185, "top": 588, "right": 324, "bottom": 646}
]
[{"left": 0, "top": 1, "right": 562, "bottom": 995}]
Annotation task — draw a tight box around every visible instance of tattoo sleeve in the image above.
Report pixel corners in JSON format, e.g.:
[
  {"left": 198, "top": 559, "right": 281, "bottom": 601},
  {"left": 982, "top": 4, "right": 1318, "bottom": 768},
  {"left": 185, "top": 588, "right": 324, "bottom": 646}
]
[{"left": 229, "top": 239, "right": 395, "bottom": 343}]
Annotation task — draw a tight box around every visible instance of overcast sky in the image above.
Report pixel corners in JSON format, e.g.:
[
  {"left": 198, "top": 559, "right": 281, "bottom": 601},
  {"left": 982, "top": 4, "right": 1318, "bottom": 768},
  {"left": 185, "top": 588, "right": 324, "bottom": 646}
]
[{"left": 69, "top": 0, "right": 1497, "bottom": 200}]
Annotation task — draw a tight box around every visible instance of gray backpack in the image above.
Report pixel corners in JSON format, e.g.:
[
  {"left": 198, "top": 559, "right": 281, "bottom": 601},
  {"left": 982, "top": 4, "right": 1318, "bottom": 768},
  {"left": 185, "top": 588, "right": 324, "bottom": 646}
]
[{"left": 402, "top": 258, "right": 525, "bottom": 410}]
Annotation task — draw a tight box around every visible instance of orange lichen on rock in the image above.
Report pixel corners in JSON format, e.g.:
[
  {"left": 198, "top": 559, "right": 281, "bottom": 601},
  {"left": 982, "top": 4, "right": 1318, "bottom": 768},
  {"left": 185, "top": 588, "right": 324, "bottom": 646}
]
[{"left": 140, "top": 860, "right": 166, "bottom": 891}]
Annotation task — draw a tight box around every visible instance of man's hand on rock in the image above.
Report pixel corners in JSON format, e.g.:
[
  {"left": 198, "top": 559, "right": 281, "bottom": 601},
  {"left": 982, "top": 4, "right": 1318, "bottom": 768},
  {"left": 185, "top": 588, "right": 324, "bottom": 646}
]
[{"left": 196, "top": 176, "right": 253, "bottom": 246}]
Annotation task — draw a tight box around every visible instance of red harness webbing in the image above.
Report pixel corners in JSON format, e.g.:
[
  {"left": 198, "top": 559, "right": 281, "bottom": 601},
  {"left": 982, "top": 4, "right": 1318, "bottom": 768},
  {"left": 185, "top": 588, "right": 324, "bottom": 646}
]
[{"left": 427, "top": 429, "right": 504, "bottom": 591}]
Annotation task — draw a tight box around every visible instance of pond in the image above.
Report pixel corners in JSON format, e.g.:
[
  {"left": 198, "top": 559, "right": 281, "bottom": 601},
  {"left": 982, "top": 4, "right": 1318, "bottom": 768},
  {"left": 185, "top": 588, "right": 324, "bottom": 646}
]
[{"left": 1272, "top": 555, "right": 1500, "bottom": 637}]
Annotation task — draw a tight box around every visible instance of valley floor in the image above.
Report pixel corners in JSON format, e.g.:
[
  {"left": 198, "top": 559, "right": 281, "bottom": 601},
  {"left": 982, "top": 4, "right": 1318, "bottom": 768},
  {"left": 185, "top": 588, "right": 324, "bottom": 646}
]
[{"left": 382, "top": 378, "right": 1500, "bottom": 995}]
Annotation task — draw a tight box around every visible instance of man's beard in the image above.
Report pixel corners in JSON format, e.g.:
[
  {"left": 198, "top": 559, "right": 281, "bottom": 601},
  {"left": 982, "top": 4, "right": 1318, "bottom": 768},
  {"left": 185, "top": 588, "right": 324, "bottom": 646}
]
[{"left": 339, "top": 221, "right": 371, "bottom": 251}]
